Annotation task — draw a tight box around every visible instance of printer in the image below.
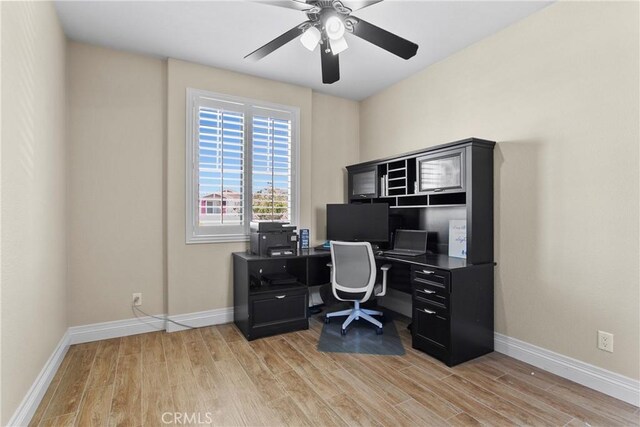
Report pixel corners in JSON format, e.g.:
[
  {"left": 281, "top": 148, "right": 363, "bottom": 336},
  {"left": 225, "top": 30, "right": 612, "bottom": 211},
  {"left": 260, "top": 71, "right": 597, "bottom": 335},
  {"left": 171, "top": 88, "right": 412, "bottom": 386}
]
[{"left": 250, "top": 222, "right": 298, "bottom": 257}]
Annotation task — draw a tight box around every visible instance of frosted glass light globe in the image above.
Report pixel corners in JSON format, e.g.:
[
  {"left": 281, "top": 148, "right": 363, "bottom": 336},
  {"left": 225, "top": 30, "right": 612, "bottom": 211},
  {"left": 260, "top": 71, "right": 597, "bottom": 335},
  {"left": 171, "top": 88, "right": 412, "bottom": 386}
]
[{"left": 325, "top": 16, "right": 345, "bottom": 40}]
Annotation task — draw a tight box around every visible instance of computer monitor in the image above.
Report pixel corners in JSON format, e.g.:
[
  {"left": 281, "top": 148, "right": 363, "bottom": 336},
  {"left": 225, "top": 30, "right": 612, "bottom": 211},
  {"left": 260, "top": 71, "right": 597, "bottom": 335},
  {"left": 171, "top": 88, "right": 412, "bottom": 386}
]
[{"left": 326, "top": 203, "right": 389, "bottom": 243}]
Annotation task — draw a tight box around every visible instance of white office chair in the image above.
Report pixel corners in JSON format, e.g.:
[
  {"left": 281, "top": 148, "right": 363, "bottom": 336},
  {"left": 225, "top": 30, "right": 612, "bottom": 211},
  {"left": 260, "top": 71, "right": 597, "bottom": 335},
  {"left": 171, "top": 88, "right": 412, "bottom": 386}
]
[{"left": 325, "top": 241, "right": 392, "bottom": 335}]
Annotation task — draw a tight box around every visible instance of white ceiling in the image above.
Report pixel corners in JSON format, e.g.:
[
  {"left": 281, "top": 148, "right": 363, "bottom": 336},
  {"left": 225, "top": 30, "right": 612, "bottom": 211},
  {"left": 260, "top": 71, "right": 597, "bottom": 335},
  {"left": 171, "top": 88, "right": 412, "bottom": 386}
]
[{"left": 55, "top": 0, "right": 552, "bottom": 100}]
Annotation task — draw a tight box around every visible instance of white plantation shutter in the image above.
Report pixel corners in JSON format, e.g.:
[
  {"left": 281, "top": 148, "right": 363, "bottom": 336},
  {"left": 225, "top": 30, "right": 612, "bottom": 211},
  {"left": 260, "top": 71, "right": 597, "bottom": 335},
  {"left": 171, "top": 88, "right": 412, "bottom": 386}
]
[
  {"left": 198, "top": 106, "right": 245, "bottom": 226},
  {"left": 252, "top": 108, "right": 293, "bottom": 222},
  {"left": 186, "top": 89, "right": 299, "bottom": 243}
]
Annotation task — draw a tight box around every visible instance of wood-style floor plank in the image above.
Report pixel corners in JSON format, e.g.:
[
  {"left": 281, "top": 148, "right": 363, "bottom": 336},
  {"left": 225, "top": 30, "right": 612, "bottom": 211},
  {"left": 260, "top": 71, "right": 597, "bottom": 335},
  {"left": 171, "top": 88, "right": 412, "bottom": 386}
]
[
  {"left": 394, "top": 398, "right": 449, "bottom": 427},
  {"left": 203, "top": 393, "right": 246, "bottom": 427},
  {"left": 216, "top": 323, "right": 244, "bottom": 343},
  {"left": 75, "top": 385, "right": 113, "bottom": 427},
  {"left": 497, "top": 373, "right": 627, "bottom": 426},
  {"left": 42, "top": 348, "right": 97, "bottom": 419},
  {"left": 29, "top": 321, "right": 639, "bottom": 427},
  {"left": 452, "top": 367, "right": 573, "bottom": 426},
  {"left": 140, "top": 332, "right": 164, "bottom": 366},
  {"left": 183, "top": 339, "right": 222, "bottom": 402},
  {"left": 447, "top": 412, "right": 482, "bottom": 426},
  {"left": 248, "top": 339, "right": 293, "bottom": 376},
  {"left": 108, "top": 353, "right": 142, "bottom": 427},
  {"left": 276, "top": 369, "right": 347, "bottom": 427},
  {"left": 86, "top": 338, "right": 120, "bottom": 389},
  {"left": 325, "top": 392, "right": 382, "bottom": 427},
  {"left": 200, "top": 326, "right": 235, "bottom": 362},
  {"left": 141, "top": 361, "right": 175, "bottom": 426},
  {"left": 441, "top": 374, "right": 554, "bottom": 426},
  {"left": 118, "top": 335, "right": 141, "bottom": 357},
  {"left": 39, "top": 413, "right": 76, "bottom": 427},
  {"left": 323, "top": 368, "right": 415, "bottom": 427},
  {"left": 227, "top": 340, "right": 286, "bottom": 402}
]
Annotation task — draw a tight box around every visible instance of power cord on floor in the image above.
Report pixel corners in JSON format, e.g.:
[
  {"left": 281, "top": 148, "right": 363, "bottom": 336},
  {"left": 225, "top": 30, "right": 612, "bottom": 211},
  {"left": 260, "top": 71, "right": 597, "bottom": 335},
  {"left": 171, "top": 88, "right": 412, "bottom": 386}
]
[{"left": 131, "top": 304, "right": 197, "bottom": 330}]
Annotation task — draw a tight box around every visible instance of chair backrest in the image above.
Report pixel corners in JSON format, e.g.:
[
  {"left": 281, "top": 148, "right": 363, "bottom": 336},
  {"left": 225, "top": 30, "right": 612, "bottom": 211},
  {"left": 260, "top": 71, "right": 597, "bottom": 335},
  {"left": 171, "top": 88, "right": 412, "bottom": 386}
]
[{"left": 330, "top": 241, "right": 377, "bottom": 302}]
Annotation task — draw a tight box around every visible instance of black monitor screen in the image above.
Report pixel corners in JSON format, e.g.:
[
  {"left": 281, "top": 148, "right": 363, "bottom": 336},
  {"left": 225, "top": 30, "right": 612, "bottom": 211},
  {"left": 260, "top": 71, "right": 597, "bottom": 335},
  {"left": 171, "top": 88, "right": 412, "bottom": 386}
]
[{"left": 326, "top": 204, "right": 389, "bottom": 243}]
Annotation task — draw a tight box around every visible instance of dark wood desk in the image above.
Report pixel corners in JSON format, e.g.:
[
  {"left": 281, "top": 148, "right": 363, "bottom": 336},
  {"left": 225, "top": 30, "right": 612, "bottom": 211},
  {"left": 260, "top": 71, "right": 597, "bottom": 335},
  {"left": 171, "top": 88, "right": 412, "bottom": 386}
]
[{"left": 233, "top": 249, "right": 493, "bottom": 366}]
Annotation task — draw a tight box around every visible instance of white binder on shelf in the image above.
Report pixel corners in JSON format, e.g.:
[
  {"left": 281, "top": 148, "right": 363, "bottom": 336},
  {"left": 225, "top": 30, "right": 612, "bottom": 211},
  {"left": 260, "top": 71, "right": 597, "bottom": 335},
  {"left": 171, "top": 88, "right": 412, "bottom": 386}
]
[{"left": 448, "top": 219, "right": 467, "bottom": 259}]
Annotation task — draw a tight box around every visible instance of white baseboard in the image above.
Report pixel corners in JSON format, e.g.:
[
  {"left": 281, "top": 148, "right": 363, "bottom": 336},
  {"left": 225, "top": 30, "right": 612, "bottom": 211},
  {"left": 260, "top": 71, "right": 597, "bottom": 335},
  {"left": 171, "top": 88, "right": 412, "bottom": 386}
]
[
  {"left": 166, "top": 307, "right": 234, "bottom": 332},
  {"left": 495, "top": 332, "right": 640, "bottom": 406},
  {"left": 68, "top": 307, "right": 235, "bottom": 342},
  {"left": 7, "top": 332, "right": 70, "bottom": 427},
  {"left": 68, "top": 313, "right": 166, "bottom": 344}
]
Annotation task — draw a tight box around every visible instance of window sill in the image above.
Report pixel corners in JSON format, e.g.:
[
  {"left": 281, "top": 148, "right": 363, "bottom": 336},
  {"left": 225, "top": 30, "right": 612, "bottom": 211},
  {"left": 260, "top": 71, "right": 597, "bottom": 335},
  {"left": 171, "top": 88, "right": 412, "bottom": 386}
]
[{"left": 186, "top": 234, "right": 250, "bottom": 244}]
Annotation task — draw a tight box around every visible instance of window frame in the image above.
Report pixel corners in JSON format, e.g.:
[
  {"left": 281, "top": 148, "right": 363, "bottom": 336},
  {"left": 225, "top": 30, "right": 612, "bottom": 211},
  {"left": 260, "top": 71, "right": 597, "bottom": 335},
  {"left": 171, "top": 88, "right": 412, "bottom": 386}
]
[{"left": 186, "top": 88, "right": 300, "bottom": 244}]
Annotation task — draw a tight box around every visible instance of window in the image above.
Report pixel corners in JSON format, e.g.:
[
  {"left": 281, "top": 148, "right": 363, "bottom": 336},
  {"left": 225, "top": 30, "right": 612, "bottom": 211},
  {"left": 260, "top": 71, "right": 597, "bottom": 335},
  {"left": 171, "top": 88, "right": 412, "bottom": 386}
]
[{"left": 186, "top": 89, "right": 299, "bottom": 243}]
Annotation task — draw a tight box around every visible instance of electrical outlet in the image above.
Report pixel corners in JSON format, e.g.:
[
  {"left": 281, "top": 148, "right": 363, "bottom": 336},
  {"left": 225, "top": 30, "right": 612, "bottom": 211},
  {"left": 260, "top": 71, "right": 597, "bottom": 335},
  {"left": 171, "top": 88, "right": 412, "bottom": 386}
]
[
  {"left": 598, "top": 330, "right": 613, "bottom": 352},
  {"left": 132, "top": 293, "right": 142, "bottom": 306}
]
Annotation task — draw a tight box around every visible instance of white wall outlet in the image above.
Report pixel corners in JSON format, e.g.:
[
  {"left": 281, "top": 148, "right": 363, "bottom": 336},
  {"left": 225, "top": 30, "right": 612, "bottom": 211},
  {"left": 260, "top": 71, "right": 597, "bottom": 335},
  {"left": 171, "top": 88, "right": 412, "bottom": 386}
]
[
  {"left": 132, "top": 293, "right": 142, "bottom": 306},
  {"left": 598, "top": 330, "right": 613, "bottom": 352}
]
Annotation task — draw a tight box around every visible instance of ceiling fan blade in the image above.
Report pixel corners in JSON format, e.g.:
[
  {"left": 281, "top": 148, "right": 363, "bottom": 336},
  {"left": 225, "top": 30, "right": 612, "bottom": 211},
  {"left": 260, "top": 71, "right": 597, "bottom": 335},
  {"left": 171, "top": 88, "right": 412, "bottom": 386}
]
[
  {"left": 351, "top": 18, "right": 418, "bottom": 60},
  {"left": 245, "top": 21, "right": 310, "bottom": 61},
  {"left": 254, "top": 0, "right": 312, "bottom": 12},
  {"left": 320, "top": 46, "right": 340, "bottom": 84},
  {"left": 343, "top": 0, "right": 383, "bottom": 12}
]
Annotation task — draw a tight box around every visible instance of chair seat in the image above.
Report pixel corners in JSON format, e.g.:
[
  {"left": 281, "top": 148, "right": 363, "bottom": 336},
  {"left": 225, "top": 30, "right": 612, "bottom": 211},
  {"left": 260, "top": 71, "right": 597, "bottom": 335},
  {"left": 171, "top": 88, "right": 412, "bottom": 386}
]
[{"left": 336, "top": 282, "right": 384, "bottom": 301}]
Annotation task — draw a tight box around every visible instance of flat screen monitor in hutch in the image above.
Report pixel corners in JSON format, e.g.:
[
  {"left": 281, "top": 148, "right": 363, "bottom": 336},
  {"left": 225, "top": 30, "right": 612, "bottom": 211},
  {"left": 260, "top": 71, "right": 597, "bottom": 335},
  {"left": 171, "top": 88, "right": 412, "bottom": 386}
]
[{"left": 326, "top": 203, "right": 389, "bottom": 243}]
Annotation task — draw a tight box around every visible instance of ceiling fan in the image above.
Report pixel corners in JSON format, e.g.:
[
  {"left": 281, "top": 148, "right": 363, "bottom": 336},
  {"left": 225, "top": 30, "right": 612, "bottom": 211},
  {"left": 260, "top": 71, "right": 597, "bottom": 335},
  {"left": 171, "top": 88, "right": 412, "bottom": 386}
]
[{"left": 244, "top": 0, "right": 419, "bottom": 84}]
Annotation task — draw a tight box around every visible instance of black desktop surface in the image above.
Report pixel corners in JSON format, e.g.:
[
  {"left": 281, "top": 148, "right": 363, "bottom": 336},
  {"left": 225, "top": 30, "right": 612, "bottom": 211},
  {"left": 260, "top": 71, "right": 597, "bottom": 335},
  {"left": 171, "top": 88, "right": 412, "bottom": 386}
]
[
  {"left": 233, "top": 249, "right": 471, "bottom": 270},
  {"left": 375, "top": 252, "right": 469, "bottom": 270}
]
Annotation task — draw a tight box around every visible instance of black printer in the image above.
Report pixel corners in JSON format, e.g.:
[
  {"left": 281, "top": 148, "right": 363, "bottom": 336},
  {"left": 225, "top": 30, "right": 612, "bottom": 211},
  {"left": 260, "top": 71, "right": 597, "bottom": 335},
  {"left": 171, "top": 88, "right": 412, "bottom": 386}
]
[{"left": 250, "top": 222, "right": 298, "bottom": 257}]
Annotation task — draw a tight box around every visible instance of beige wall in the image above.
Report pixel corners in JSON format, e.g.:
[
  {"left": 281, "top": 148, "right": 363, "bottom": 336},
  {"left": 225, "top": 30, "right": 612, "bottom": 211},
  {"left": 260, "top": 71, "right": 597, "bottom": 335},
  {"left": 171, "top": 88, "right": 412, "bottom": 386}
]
[
  {"left": 166, "top": 59, "right": 311, "bottom": 316},
  {"left": 67, "top": 42, "right": 166, "bottom": 325},
  {"left": 360, "top": 1, "right": 639, "bottom": 379},
  {"left": 166, "top": 60, "right": 358, "bottom": 315},
  {"left": 64, "top": 49, "right": 360, "bottom": 324},
  {"left": 1, "top": 2, "right": 68, "bottom": 423},
  {"left": 311, "top": 93, "right": 359, "bottom": 244}
]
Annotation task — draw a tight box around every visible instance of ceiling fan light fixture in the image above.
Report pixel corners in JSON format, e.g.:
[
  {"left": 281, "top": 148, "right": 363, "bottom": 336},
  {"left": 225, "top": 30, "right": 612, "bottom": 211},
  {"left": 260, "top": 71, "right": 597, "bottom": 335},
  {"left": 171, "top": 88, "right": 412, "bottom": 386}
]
[
  {"left": 300, "top": 26, "right": 321, "bottom": 51},
  {"left": 325, "top": 15, "right": 345, "bottom": 40},
  {"left": 329, "top": 36, "right": 348, "bottom": 55}
]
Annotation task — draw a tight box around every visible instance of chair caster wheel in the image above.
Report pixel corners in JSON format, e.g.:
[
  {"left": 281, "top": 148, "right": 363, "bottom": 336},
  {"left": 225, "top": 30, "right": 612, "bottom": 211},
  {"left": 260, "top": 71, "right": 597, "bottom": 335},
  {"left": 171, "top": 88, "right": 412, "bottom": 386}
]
[
  {"left": 324, "top": 316, "right": 330, "bottom": 324},
  {"left": 341, "top": 328, "right": 347, "bottom": 336},
  {"left": 376, "top": 328, "right": 383, "bottom": 335}
]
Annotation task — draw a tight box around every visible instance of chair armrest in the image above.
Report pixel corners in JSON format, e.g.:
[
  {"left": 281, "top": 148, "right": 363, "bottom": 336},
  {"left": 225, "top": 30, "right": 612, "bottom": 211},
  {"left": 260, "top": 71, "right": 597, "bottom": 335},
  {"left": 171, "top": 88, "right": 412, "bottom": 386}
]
[{"left": 377, "top": 264, "right": 392, "bottom": 297}]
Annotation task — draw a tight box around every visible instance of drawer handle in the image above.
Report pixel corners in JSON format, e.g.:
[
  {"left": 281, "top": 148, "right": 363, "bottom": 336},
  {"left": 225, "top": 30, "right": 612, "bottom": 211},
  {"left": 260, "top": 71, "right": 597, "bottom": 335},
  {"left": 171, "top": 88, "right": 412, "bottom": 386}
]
[
  {"left": 275, "top": 295, "right": 286, "bottom": 299},
  {"left": 422, "top": 289, "right": 435, "bottom": 294},
  {"left": 423, "top": 308, "right": 436, "bottom": 314},
  {"left": 422, "top": 270, "right": 435, "bottom": 275}
]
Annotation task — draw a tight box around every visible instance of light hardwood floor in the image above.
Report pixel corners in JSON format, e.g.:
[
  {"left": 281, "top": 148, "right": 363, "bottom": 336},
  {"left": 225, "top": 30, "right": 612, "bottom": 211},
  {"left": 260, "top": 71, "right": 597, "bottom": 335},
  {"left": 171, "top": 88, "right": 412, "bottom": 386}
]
[{"left": 30, "top": 316, "right": 639, "bottom": 426}]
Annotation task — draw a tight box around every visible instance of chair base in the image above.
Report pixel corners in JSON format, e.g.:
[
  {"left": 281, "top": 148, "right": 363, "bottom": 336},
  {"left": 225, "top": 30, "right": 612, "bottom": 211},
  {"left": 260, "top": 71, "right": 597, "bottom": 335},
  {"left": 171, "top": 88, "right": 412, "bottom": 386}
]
[{"left": 325, "top": 301, "right": 383, "bottom": 333}]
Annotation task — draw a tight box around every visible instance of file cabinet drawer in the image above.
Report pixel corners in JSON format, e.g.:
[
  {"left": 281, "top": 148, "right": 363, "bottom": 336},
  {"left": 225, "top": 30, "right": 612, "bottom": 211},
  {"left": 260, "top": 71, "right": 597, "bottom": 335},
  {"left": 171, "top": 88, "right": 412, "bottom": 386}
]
[
  {"left": 412, "top": 299, "right": 450, "bottom": 357},
  {"left": 249, "top": 288, "right": 307, "bottom": 329}
]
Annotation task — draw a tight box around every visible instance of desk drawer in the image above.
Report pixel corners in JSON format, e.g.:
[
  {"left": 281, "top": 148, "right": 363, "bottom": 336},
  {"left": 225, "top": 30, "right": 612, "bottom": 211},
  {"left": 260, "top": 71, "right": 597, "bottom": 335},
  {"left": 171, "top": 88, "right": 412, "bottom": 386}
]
[
  {"left": 411, "top": 266, "right": 450, "bottom": 290},
  {"left": 414, "top": 284, "right": 448, "bottom": 309}
]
